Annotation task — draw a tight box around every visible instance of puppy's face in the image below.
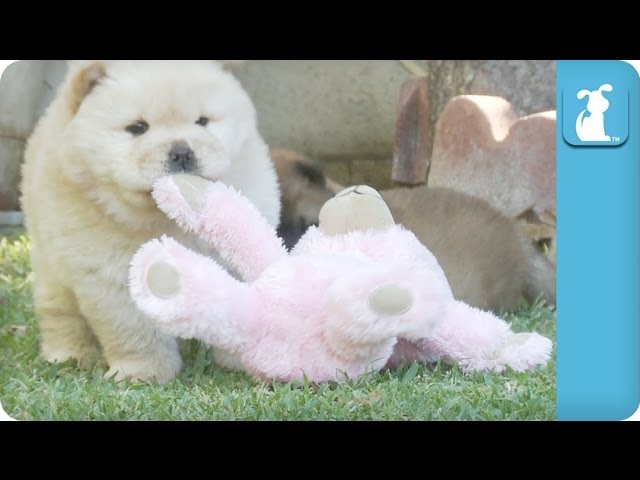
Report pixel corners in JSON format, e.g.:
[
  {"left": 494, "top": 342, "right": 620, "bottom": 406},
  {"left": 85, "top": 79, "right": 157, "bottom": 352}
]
[{"left": 60, "top": 60, "right": 256, "bottom": 207}]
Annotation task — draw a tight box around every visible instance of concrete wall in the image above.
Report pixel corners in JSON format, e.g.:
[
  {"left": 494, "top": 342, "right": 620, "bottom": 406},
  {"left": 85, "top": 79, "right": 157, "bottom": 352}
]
[
  {"left": 237, "top": 60, "right": 555, "bottom": 155},
  {"left": 0, "top": 60, "right": 67, "bottom": 210},
  {"left": 236, "top": 60, "right": 555, "bottom": 188},
  {"left": 0, "top": 60, "right": 555, "bottom": 211}
]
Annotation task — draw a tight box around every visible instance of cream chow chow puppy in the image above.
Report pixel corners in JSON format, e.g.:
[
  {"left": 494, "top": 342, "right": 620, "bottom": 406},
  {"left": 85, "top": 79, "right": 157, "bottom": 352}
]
[{"left": 21, "top": 60, "right": 281, "bottom": 384}]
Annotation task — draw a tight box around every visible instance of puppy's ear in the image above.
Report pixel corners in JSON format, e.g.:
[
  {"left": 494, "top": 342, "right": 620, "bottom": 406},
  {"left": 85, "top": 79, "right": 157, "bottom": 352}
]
[
  {"left": 66, "top": 60, "right": 107, "bottom": 114},
  {"left": 293, "top": 160, "right": 327, "bottom": 187},
  {"left": 213, "top": 60, "right": 245, "bottom": 72}
]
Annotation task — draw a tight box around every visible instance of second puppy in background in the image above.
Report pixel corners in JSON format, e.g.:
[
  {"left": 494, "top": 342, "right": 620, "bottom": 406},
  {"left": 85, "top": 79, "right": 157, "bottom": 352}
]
[
  {"left": 272, "top": 148, "right": 339, "bottom": 248},
  {"left": 271, "top": 148, "right": 555, "bottom": 313}
]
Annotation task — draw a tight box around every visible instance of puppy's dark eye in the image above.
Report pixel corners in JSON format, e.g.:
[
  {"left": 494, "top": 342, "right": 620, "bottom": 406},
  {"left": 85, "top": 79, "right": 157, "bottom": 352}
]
[
  {"left": 126, "top": 121, "right": 149, "bottom": 136},
  {"left": 195, "top": 116, "right": 209, "bottom": 127}
]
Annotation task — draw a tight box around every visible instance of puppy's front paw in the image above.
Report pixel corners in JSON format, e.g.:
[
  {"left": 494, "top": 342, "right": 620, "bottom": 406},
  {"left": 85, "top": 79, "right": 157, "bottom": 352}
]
[
  {"left": 105, "top": 352, "right": 182, "bottom": 385},
  {"left": 42, "top": 340, "right": 105, "bottom": 370}
]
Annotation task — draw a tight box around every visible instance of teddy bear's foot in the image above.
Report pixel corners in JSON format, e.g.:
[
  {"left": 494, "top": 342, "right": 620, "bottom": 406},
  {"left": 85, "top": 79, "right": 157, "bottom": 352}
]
[
  {"left": 494, "top": 333, "right": 552, "bottom": 372},
  {"left": 421, "top": 300, "right": 552, "bottom": 372},
  {"left": 147, "top": 261, "right": 181, "bottom": 299},
  {"left": 368, "top": 283, "right": 413, "bottom": 316},
  {"left": 368, "top": 281, "right": 445, "bottom": 341},
  {"left": 481, "top": 332, "right": 552, "bottom": 372},
  {"left": 324, "top": 267, "right": 443, "bottom": 360}
]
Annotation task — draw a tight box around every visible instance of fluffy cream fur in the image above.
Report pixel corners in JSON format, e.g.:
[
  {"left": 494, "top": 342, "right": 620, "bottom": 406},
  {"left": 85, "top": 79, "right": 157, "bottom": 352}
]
[{"left": 20, "top": 60, "right": 280, "bottom": 384}]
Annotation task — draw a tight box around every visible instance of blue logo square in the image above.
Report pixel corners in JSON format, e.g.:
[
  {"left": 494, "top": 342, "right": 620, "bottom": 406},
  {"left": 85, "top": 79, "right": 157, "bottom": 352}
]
[{"left": 562, "top": 68, "right": 629, "bottom": 147}]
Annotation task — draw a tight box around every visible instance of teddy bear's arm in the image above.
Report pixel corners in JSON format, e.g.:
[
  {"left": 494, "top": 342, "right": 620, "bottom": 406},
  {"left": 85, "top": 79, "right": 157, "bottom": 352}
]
[
  {"left": 152, "top": 175, "right": 287, "bottom": 282},
  {"left": 421, "top": 300, "right": 552, "bottom": 372},
  {"left": 129, "top": 235, "right": 260, "bottom": 354}
]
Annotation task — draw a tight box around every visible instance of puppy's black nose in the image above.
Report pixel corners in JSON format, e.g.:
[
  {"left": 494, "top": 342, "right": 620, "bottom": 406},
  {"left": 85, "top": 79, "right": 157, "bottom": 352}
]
[{"left": 168, "top": 144, "right": 196, "bottom": 173}]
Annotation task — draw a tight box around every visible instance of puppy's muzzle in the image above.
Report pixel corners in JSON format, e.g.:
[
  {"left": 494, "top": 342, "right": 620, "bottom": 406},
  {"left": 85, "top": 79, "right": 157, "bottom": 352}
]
[{"left": 167, "top": 143, "right": 197, "bottom": 173}]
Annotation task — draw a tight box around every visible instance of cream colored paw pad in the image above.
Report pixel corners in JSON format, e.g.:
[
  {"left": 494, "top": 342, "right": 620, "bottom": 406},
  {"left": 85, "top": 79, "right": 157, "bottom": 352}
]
[
  {"left": 368, "top": 284, "right": 414, "bottom": 316},
  {"left": 147, "top": 261, "right": 181, "bottom": 298},
  {"left": 172, "top": 174, "right": 211, "bottom": 212}
]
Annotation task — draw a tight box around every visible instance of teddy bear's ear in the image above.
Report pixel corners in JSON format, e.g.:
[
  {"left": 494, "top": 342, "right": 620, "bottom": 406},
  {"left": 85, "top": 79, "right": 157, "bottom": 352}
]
[{"left": 66, "top": 60, "right": 108, "bottom": 115}]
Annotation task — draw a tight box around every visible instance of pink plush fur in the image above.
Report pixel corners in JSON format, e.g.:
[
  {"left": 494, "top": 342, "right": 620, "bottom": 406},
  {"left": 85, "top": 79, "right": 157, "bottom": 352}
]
[
  {"left": 129, "top": 176, "right": 553, "bottom": 383},
  {"left": 152, "top": 176, "right": 287, "bottom": 281}
]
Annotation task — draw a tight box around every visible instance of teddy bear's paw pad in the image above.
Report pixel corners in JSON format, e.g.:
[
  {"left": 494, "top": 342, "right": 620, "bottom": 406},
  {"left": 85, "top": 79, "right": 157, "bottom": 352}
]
[
  {"left": 147, "top": 261, "right": 181, "bottom": 299},
  {"left": 173, "top": 174, "right": 211, "bottom": 212},
  {"left": 368, "top": 284, "right": 414, "bottom": 316}
]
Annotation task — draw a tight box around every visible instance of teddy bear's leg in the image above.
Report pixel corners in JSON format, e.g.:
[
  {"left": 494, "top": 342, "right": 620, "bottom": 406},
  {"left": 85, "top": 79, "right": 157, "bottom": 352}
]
[
  {"left": 129, "top": 236, "right": 259, "bottom": 353},
  {"left": 152, "top": 175, "right": 287, "bottom": 282},
  {"left": 322, "top": 267, "right": 443, "bottom": 366},
  {"left": 420, "top": 300, "right": 552, "bottom": 372}
]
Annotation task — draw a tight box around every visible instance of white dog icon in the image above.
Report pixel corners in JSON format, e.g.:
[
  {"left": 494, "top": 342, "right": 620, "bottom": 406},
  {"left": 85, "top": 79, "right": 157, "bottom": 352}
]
[{"left": 576, "top": 84, "right": 613, "bottom": 141}]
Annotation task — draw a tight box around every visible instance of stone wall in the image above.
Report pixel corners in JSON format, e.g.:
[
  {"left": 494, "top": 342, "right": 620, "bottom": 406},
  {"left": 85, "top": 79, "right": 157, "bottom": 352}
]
[{"left": 0, "top": 60, "right": 555, "bottom": 211}]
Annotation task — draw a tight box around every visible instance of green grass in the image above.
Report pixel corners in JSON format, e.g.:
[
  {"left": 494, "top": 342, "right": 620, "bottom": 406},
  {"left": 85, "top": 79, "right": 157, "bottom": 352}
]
[{"left": 1, "top": 234, "right": 556, "bottom": 421}]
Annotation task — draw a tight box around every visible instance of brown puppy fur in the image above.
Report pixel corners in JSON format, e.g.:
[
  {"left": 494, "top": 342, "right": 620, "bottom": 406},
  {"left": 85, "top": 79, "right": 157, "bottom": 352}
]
[
  {"left": 271, "top": 148, "right": 337, "bottom": 249},
  {"left": 381, "top": 187, "right": 555, "bottom": 312},
  {"left": 271, "top": 148, "right": 555, "bottom": 312}
]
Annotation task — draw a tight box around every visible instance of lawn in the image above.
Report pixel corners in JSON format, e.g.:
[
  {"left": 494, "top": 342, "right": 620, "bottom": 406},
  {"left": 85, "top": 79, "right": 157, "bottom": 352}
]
[{"left": 1, "top": 234, "right": 556, "bottom": 421}]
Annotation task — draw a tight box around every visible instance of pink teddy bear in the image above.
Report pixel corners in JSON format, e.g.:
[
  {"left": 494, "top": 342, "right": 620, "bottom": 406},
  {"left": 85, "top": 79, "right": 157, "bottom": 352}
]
[{"left": 128, "top": 175, "right": 552, "bottom": 383}]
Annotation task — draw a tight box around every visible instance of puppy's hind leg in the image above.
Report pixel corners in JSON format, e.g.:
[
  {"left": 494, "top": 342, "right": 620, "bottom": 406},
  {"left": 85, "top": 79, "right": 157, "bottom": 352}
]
[{"left": 34, "top": 276, "right": 103, "bottom": 368}]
